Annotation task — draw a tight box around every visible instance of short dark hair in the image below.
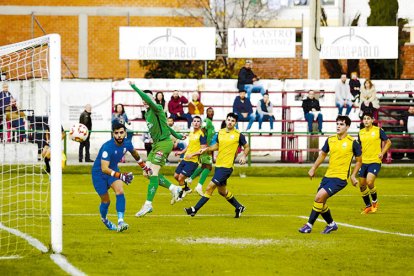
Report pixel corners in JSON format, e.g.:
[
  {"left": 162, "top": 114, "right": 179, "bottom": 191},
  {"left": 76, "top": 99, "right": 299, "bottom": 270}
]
[
  {"left": 143, "top": 89, "right": 153, "bottom": 95},
  {"left": 226, "top": 112, "right": 238, "bottom": 122},
  {"left": 193, "top": 115, "right": 202, "bottom": 121},
  {"left": 336, "top": 115, "right": 351, "bottom": 126},
  {"left": 239, "top": 90, "right": 246, "bottom": 93},
  {"left": 112, "top": 123, "right": 126, "bottom": 132},
  {"left": 362, "top": 112, "right": 374, "bottom": 119}
]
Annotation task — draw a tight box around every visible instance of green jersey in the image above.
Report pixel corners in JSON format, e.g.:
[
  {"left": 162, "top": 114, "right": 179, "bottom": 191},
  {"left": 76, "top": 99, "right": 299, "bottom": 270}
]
[
  {"left": 131, "top": 84, "right": 183, "bottom": 143},
  {"left": 203, "top": 117, "right": 215, "bottom": 145}
]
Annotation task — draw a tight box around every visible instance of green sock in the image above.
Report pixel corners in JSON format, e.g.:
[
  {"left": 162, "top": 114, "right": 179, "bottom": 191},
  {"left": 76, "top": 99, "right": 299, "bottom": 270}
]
[
  {"left": 190, "top": 167, "right": 203, "bottom": 180},
  {"left": 158, "top": 174, "right": 172, "bottom": 189},
  {"left": 198, "top": 168, "right": 211, "bottom": 186},
  {"left": 147, "top": 176, "right": 159, "bottom": 201}
]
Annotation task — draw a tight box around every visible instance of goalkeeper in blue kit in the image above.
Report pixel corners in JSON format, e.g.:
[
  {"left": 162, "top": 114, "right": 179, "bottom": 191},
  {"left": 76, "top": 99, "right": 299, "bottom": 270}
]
[{"left": 91, "top": 123, "right": 152, "bottom": 232}]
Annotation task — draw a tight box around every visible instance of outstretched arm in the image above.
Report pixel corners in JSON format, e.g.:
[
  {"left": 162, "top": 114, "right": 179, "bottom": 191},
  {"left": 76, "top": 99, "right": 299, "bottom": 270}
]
[
  {"left": 129, "top": 82, "right": 158, "bottom": 111},
  {"left": 130, "top": 149, "right": 152, "bottom": 176},
  {"left": 169, "top": 126, "right": 184, "bottom": 140}
]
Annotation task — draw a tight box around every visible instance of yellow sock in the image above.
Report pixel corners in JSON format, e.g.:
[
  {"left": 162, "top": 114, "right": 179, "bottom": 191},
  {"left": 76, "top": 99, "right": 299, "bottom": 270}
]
[
  {"left": 321, "top": 204, "right": 329, "bottom": 213},
  {"left": 225, "top": 191, "right": 233, "bottom": 200},
  {"left": 312, "top": 202, "right": 324, "bottom": 212}
]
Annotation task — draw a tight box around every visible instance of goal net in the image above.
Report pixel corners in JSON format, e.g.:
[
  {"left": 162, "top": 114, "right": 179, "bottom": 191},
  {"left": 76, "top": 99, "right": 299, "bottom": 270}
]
[{"left": 0, "top": 34, "right": 62, "bottom": 258}]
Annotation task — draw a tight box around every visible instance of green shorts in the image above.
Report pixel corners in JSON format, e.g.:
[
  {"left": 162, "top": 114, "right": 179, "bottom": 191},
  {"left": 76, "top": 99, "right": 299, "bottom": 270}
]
[
  {"left": 147, "top": 139, "right": 173, "bottom": 166},
  {"left": 199, "top": 152, "right": 213, "bottom": 165}
]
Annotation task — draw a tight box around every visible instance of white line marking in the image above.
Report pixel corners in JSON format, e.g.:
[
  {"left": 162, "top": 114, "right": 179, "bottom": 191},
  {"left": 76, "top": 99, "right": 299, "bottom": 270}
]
[
  {"left": 0, "top": 222, "right": 48, "bottom": 253},
  {"left": 0, "top": 255, "right": 21, "bottom": 259},
  {"left": 177, "top": 237, "right": 277, "bottom": 245},
  {"left": 50, "top": 254, "right": 86, "bottom": 276}
]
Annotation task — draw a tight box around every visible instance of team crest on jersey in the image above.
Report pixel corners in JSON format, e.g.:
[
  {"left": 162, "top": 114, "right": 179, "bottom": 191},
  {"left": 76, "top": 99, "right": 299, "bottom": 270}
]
[
  {"left": 147, "top": 122, "right": 153, "bottom": 129},
  {"left": 342, "top": 142, "right": 347, "bottom": 148},
  {"left": 115, "top": 150, "right": 117, "bottom": 154},
  {"left": 230, "top": 135, "right": 235, "bottom": 139},
  {"left": 156, "top": 151, "right": 163, "bottom": 157},
  {"left": 371, "top": 131, "right": 375, "bottom": 137}
]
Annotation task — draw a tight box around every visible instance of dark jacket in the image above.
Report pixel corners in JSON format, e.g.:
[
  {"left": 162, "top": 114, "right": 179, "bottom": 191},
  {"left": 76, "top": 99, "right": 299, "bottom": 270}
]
[
  {"left": 349, "top": 79, "right": 361, "bottom": 98},
  {"left": 168, "top": 96, "right": 188, "bottom": 115},
  {"left": 233, "top": 96, "right": 253, "bottom": 114},
  {"left": 79, "top": 110, "right": 92, "bottom": 130},
  {"left": 237, "top": 67, "right": 256, "bottom": 91},
  {"left": 0, "top": 90, "right": 13, "bottom": 115},
  {"left": 401, "top": 111, "right": 414, "bottom": 132},
  {"left": 302, "top": 98, "right": 321, "bottom": 114}
]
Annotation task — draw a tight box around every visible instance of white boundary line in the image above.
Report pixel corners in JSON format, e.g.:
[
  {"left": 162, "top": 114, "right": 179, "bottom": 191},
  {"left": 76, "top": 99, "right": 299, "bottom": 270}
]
[
  {"left": 62, "top": 213, "right": 414, "bottom": 238},
  {"left": 0, "top": 222, "right": 85, "bottom": 275}
]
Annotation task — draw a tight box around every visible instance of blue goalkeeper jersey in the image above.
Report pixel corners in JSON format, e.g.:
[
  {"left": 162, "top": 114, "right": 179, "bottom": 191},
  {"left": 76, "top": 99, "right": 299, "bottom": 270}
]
[{"left": 92, "top": 138, "right": 134, "bottom": 173}]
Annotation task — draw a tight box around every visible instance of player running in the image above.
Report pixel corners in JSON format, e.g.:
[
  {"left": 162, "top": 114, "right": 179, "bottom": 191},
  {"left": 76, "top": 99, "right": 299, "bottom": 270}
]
[
  {"left": 299, "top": 116, "right": 362, "bottom": 234},
  {"left": 185, "top": 107, "right": 216, "bottom": 196},
  {"left": 92, "top": 123, "right": 152, "bottom": 232},
  {"left": 174, "top": 116, "right": 207, "bottom": 197},
  {"left": 358, "top": 112, "right": 391, "bottom": 214},
  {"left": 184, "top": 112, "right": 250, "bottom": 218},
  {"left": 129, "top": 81, "right": 186, "bottom": 217}
]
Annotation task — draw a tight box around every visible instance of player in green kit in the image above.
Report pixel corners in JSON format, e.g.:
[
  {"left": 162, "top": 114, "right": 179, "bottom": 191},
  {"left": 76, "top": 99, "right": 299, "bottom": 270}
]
[
  {"left": 185, "top": 107, "right": 216, "bottom": 196},
  {"left": 129, "top": 81, "right": 186, "bottom": 217}
]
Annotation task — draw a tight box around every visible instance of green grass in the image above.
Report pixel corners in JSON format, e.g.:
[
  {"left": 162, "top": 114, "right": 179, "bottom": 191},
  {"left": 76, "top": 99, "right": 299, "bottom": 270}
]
[{"left": 1, "top": 172, "right": 414, "bottom": 275}]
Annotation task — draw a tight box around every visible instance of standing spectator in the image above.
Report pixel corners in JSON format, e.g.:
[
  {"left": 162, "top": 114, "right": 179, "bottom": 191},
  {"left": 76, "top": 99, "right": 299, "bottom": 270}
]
[
  {"left": 79, "top": 104, "right": 93, "bottom": 162},
  {"left": 112, "top": 103, "right": 132, "bottom": 141},
  {"left": 302, "top": 90, "right": 323, "bottom": 134},
  {"left": 237, "top": 60, "right": 266, "bottom": 98},
  {"left": 335, "top": 74, "right": 353, "bottom": 116},
  {"left": 155, "top": 92, "right": 168, "bottom": 116},
  {"left": 0, "top": 83, "right": 14, "bottom": 140},
  {"left": 188, "top": 92, "right": 204, "bottom": 116},
  {"left": 5, "top": 98, "right": 26, "bottom": 142},
  {"left": 400, "top": 106, "right": 414, "bottom": 133},
  {"left": 256, "top": 93, "right": 275, "bottom": 134},
  {"left": 168, "top": 90, "right": 192, "bottom": 129},
  {"left": 359, "top": 79, "right": 379, "bottom": 119},
  {"left": 349, "top": 72, "right": 361, "bottom": 103},
  {"left": 233, "top": 90, "right": 256, "bottom": 131}
]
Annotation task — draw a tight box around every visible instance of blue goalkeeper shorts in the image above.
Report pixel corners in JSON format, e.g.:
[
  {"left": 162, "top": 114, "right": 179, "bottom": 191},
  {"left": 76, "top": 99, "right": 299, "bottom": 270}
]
[{"left": 92, "top": 170, "right": 118, "bottom": 196}]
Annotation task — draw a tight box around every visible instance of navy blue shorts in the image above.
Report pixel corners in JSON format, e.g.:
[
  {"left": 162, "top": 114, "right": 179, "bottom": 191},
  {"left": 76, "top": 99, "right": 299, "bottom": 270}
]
[
  {"left": 318, "top": 177, "right": 347, "bottom": 197},
  {"left": 211, "top": 167, "right": 233, "bottom": 186},
  {"left": 359, "top": 163, "right": 381, "bottom": 178},
  {"left": 92, "top": 170, "right": 118, "bottom": 196},
  {"left": 175, "top": 161, "right": 198, "bottom": 177}
]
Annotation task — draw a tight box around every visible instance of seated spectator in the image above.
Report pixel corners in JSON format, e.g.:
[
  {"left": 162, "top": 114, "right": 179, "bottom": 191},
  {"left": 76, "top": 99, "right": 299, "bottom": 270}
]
[
  {"left": 5, "top": 98, "right": 26, "bottom": 142},
  {"left": 349, "top": 71, "right": 361, "bottom": 103},
  {"left": 233, "top": 90, "right": 255, "bottom": 131},
  {"left": 188, "top": 92, "right": 204, "bottom": 116},
  {"left": 335, "top": 74, "right": 353, "bottom": 115},
  {"left": 400, "top": 106, "right": 414, "bottom": 133},
  {"left": 168, "top": 90, "right": 192, "bottom": 129},
  {"left": 167, "top": 117, "right": 187, "bottom": 160},
  {"left": 302, "top": 90, "right": 323, "bottom": 134},
  {"left": 155, "top": 91, "right": 168, "bottom": 116},
  {"left": 359, "top": 79, "right": 379, "bottom": 119},
  {"left": 256, "top": 93, "right": 275, "bottom": 134},
  {"left": 112, "top": 103, "right": 132, "bottom": 140},
  {"left": 237, "top": 60, "right": 266, "bottom": 99}
]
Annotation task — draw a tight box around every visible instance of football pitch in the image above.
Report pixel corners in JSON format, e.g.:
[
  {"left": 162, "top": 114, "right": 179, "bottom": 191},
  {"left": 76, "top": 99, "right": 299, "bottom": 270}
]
[{"left": 1, "top": 172, "right": 414, "bottom": 275}]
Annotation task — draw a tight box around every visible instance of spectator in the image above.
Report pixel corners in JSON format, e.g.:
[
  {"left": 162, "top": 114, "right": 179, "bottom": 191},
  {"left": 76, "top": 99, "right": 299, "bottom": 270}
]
[
  {"left": 5, "top": 98, "right": 26, "bottom": 142},
  {"left": 349, "top": 72, "right": 361, "bottom": 103},
  {"left": 0, "top": 83, "right": 14, "bottom": 140},
  {"left": 237, "top": 60, "right": 266, "bottom": 99},
  {"left": 335, "top": 74, "right": 353, "bottom": 116},
  {"left": 400, "top": 106, "right": 414, "bottom": 133},
  {"left": 79, "top": 104, "right": 93, "bottom": 162},
  {"left": 233, "top": 90, "right": 256, "bottom": 131},
  {"left": 167, "top": 117, "right": 187, "bottom": 161},
  {"left": 256, "top": 93, "right": 275, "bottom": 134},
  {"left": 302, "top": 90, "right": 323, "bottom": 134},
  {"left": 155, "top": 91, "right": 168, "bottom": 116},
  {"left": 188, "top": 92, "right": 204, "bottom": 116},
  {"left": 168, "top": 90, "right": 192, "bottom": 129},
  {"left": 142, "top": 130, "right": 153, "bottom": 156},
  {"left": 359, "top": 79, "right": 379, "bottom": 119},
  {"left": 112, "top": 103, "right": 132, "bottom": 141}
]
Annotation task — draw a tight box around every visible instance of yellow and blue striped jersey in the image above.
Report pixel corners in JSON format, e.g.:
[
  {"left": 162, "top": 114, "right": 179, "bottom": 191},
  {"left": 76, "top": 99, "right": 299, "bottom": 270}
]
[
  {"left": 358, "top": 126, "right": 388, "bottom": 164},
  {"left": 215, "top": 128, "right": 247, "bottom": 168},
  {"left": 322, "top": 134, "right": 362, "bottom": 180},
  {"left": 184, "top": 129, "right": 207, "bottom": 163}
]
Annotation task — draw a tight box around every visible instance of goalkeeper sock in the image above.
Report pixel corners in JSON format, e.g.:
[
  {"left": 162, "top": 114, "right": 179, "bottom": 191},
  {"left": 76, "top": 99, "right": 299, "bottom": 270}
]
[
  {"left": 116, "top": 194, "right": 125, "bottom": 223},
  {"left": 194, "top": 194, "right": 211, "bottom": 211},
  {"left": 190, "top": 167, "right": 203, "bottom": 180},
  {"left": 308, "top": 202, "right": 323, "bottom": 225},
  {"left": 158, "top": 174, "right": 172, "bottom": 189},
  {"left": 99, "top": 202, "right": 110, "bottom": 219},
  {"left": 44, "top": 157, "right": 50, "bottom": 173},
  {"left": 198, "top": 168, "right": 211, "bottom": 186},
  {"left": 225, "top": 191, "right": 242, "bottom": 208},
  {"left": 147, "top": 176, "right": 159, "bottom": 202}
]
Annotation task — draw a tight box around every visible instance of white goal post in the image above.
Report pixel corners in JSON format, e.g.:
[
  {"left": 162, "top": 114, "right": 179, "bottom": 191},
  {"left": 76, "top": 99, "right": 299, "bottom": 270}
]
[{"left": 0, "top": 34, "right": 62, "bottom": 256}]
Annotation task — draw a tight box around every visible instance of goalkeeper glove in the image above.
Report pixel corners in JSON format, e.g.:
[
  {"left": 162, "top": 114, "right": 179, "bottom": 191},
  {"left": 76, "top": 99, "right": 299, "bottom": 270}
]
[
  {"left": 112, "top": 171, "right": 134, "bottom": 184},
  {"left": 138, "top": 159, "right": 153, "bottom": 176}
]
